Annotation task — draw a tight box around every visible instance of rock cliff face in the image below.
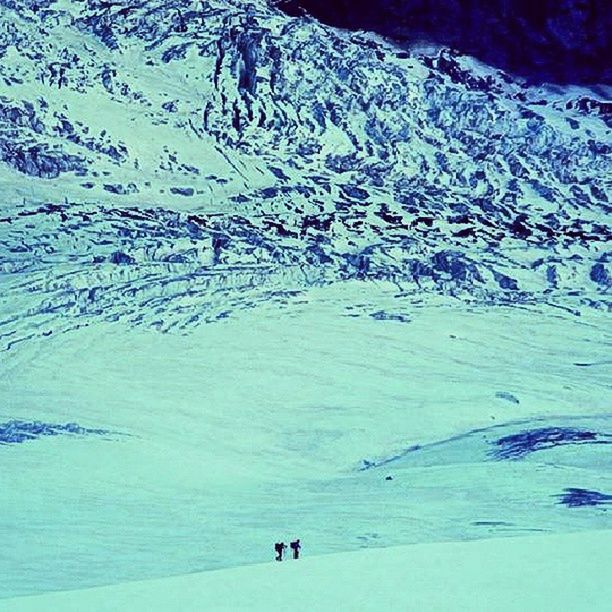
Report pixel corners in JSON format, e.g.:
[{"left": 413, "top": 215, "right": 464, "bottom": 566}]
[{"left": 279, "top": 0, "right": 612, "bottom": 83}]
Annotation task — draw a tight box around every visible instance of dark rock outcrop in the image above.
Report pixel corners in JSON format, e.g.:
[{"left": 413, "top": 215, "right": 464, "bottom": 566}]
[{"left": 278, "top": 0, "right": 611, "bottom": 83}]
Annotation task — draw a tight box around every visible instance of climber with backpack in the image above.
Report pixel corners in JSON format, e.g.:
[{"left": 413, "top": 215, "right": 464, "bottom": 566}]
[
  {"left": 274, "top": 541, "right": 287, "bottom": 561},
  {"left": 290, "top": 539, "right": 301, "bottom": 560}
]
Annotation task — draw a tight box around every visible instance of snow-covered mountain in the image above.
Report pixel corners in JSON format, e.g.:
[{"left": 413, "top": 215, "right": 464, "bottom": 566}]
[
  {"left": 0, "top": 0, "right": 610, "bottom": 603},
  {"left": 1, "top": 0, "right": 610, "bottom": 345},
  {"left": 279, "top": 0, "right": 612, "bottom": 84}
]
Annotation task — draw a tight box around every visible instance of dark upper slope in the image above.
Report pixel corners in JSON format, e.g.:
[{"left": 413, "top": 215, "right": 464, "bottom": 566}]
[{"left": 278, "top": 0, "right": 612, "bottom": 84}]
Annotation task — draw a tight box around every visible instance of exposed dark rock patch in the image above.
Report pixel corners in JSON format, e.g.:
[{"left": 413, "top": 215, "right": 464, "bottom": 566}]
[
  {"left": 492, "top": 427, "right": 611, "bottom": 460},
  {"left": 557, "top": 488, "right": 612, "bottom": 507},
  {"left": 495, "top": 391, "right": 520, "bottom": 404},
  {"left": 0, "top": 420, "right": 111, "bottom": 445},
  {"left": 357, "top": 418, "right": 612, "bottom": 472},
  {"left": 369, "top": 311, "right": 411, "bottom": 323}
]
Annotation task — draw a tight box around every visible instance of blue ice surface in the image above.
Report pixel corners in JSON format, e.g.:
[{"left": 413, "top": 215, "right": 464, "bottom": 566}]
[
  {"left": 491, "top": 427, "right": 611, "bottom": 460},
  {"left": 0, "top": 420, "right": 111, "bottom": 445},
  {"left": 557, "top": 488, "right": 612, "bottom": 508}
]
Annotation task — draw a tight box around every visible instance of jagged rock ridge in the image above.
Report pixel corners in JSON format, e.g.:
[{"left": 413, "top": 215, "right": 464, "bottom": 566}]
[{"left": 278, "top": 0, "right": 612, "bottom": 84}]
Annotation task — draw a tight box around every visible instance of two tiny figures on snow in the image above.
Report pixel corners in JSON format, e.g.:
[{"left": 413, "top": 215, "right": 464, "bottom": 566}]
[{"left": 275, "top": 539, "right": 300, "bottom": 561}]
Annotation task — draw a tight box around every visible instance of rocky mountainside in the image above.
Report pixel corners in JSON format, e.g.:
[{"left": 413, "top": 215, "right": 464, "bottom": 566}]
[
  {"left": 0, "top": 0, "right": 610, "bottom": 350},
  {"left": 279, "top": 0, "right": 612, "bottom": 84}
]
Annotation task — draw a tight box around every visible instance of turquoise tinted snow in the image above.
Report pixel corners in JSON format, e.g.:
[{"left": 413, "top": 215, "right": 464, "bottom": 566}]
[{"left": 0, "top": 0, "right": 610, "bottom": 606}]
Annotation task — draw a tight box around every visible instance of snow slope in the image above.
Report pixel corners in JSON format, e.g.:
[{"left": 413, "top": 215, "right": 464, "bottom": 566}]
[
  {"left": 1, "top": 284, "right": 610, "bottom": 597},
  {"left": 3, "top": 531, "right": 612, "bottom": 611}
]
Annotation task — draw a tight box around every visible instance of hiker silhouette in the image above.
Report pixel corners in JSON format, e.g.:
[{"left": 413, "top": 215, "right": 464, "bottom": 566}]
[
  {"left": 290, "top": 539, "right": 301, "bottom": 560},
  {"left": 274, "top": 541, "right": 287, "bottom": 561}
]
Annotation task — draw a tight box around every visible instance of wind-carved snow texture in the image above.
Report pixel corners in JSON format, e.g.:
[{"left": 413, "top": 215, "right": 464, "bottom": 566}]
[{"left": 0, "top": 0, "right": 610, "bottom": 352}]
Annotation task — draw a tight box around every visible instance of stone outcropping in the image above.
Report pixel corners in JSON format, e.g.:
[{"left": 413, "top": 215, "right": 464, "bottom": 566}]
[{"left": 279, "top": 0, "right": 612, "bottom": 83}]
